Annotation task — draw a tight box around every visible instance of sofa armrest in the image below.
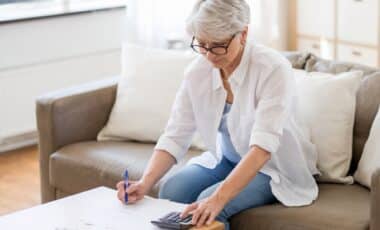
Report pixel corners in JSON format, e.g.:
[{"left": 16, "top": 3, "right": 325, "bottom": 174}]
[
  {"left": 36, "top": 76, "right": 119, "bottom": 203},
  {"left": 371, "top": 168, "right": 380, "bottom": 230}
]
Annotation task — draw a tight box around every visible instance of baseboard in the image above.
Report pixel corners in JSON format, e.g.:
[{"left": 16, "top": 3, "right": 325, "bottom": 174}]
[{"left": 0, "top": 130, "right": 38, "bottom": 153}]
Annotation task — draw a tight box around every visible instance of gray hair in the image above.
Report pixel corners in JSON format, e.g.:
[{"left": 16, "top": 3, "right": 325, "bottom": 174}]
[{"left": 186, "top": 0, "right": 251, "bottom": 41}]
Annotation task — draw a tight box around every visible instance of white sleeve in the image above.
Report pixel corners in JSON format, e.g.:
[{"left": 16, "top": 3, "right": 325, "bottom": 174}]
[
  {"left": 154, "top": 78, "right": 196, "bottom": 163},
  {"left": 249, "top": 64, "right": 294, "bottom": 154}
]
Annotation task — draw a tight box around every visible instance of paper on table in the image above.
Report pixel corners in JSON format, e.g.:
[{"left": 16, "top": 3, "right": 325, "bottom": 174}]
[
  {"left": 119, "top": 196, "right": 188, "bottom": 221},
  {"left": 0, "top": 187, "right": 190, "bottom": 230},
  {"left": 97, "top": 195, "right": 189, "bottom": 229}
]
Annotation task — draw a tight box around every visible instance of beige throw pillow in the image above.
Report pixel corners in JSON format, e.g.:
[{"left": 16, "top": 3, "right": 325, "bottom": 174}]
[
  {"left": 97, "top": 43, "right": 205, "bottom": 150},
  {"left": 293, "top": 69, "right": 363, "bottom": 184},
  {"left": 354, "top": 107, "right": 380, "bottom": 188}
]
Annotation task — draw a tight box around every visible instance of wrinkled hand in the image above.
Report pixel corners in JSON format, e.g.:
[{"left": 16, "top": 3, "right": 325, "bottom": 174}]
[
  {"left": 180, "top": 194, "right": 227, "bottom": 228},
  {"left": 116, "top": 180, "right": 148, "bottom": 204}
]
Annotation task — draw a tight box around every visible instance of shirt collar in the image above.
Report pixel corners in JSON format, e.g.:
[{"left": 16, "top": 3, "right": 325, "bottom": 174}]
[{"left": 212, "top": 42, "right": 251, "bottom": 91}]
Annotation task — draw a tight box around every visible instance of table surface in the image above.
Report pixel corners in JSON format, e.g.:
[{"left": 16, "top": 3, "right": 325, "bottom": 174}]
[{"left": 0, "top": 186, "right": 224, "bottom": 230}]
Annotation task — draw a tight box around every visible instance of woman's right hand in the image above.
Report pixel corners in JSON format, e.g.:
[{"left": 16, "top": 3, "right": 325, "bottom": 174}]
[{"left": 116, "top": 180, "right": 149, "bottom": 204}]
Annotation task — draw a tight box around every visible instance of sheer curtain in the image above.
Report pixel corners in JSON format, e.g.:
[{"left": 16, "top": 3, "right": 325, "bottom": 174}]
[
  {"left": 124, "top": 0, "right": 196, "bottom": 48},
  {"left": 124, "top": 0, "right": 288, "bottom": 50}
]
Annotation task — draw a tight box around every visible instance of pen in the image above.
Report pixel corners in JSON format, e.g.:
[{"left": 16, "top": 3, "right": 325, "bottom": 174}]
[{"left": 124, "top": 169, "right": 129, "bottom": 203}]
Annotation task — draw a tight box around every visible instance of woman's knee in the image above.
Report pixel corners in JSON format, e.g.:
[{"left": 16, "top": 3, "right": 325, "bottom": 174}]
[
  {"left": 196, "top": 183, "right": 217, "bottom": 201},
  {"left": 159, "top": 168, "right": 207, "bottom": 203},
  {"left": 159, "top": 165, "right": 220, "bottom": 204},
  {"left": 159, "top": 175, "right": 191, "bottom": 203}
]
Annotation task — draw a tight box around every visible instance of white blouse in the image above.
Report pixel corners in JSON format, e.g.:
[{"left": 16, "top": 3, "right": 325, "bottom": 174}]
[{"left": 155, "top": 41, "right": 321, "bottom": 207}]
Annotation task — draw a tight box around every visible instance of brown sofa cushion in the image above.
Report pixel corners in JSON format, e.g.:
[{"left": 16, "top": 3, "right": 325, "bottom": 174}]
[
  {"left": 49, "top": 141, "right": 202, "bottom": 197},
  {"left": 230, "top": 184, "right": 370, "bottom": 230}
]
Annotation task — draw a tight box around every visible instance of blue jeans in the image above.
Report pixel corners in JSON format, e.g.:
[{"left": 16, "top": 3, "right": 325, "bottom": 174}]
[{"left": 158, "top": 156, "right": 278, "bottom": 230}]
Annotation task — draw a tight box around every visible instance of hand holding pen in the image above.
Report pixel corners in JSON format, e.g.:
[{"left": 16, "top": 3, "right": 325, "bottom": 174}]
[
  {"left": 124, "top": 170, "right": 129, "bottom": 202},
  {"left": 116, "top": 169, "right": 149, "bottom": 204}
]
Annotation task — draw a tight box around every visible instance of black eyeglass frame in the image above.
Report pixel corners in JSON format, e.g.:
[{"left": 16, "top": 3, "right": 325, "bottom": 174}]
[{"left": 190, "top": 32, "right": 239, "bottom": 55}]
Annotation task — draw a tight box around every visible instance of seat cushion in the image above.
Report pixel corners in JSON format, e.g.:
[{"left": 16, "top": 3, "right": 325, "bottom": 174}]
[
  {"left": 230, "top": 184, "right": 370, "bottom": 230},
  {"left": 50, "top": 141, "right": 370, "bottom": 230},
  {"left": 50, "top": 141, "right": 202, "bottom": 197}
]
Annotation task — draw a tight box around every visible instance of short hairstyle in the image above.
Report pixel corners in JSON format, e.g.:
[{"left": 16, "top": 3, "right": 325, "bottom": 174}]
[{"left": 186, "top": 0, "right": 251, "bottom": 41}]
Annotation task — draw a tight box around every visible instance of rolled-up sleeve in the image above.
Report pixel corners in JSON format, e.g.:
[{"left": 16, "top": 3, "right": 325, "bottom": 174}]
[
  {"left": 154, "top": 78, "right": 196, "bottom": 163},
  {"left": 249, "top": 64, "right": 294, "bottom": 154}
]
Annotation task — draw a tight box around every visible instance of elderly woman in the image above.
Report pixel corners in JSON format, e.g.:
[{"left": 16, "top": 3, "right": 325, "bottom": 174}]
[{"left": 116, "top": 0, "right": 320, "bottom": 229}]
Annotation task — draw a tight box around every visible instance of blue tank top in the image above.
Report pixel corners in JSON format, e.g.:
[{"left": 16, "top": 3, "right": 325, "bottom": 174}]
[{"left": 218, "top": 102, "right": 242, "bottom": 163}]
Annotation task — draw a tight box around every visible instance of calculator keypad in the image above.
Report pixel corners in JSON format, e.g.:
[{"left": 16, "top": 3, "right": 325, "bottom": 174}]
[{"left": 151, "top": 211, "right": 193, "bottom": 229}]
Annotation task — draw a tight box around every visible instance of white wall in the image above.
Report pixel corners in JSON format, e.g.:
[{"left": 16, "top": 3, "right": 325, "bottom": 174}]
[{"left": 0, "top": 8, "right": 125, "bottom": 151}]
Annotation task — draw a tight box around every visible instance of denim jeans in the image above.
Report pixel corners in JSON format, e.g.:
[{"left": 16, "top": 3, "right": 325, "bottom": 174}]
[{"left": 158, "top": 156, "right": 278, "bottom": 230}]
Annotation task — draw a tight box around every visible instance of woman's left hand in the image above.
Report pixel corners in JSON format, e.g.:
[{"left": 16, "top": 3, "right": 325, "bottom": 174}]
[{"left": 180, "top": 193, "right": 228, "bottom": 228}]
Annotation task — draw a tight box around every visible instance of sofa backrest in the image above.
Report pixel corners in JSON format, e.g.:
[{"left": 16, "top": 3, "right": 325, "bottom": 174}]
[{"left": 284, "top": 52, "right": 380, "bottom": 175}]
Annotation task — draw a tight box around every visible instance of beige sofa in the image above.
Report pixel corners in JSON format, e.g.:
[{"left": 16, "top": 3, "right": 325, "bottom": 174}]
[{"left": 36, "top": 52, "right": 380, "bottom": 230}]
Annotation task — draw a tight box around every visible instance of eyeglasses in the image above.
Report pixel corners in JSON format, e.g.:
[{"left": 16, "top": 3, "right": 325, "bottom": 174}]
[{"left": 190, "top": 33, "right": 238, "bottom": 55}]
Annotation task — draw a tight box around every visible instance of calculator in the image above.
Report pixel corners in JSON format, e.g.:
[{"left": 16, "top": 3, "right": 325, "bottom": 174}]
[{"left": 150, "top": 211, "right": 194, "bottom": 229}]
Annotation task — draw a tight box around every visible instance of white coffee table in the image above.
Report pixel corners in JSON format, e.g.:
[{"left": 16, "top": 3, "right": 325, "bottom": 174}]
[{"left": 0, "top": 186, "right": 224, "bottom": 230}]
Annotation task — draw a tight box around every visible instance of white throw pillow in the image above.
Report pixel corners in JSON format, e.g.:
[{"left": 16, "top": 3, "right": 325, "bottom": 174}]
[
  {"left": 354, "top": 107, "right": 380, "bottom": 188},
  {"left": 97, "top": 43, "right": 205, "bottom": 150},
  {"left": 293, "top": 69, "right": 363, "bottom": 184}
]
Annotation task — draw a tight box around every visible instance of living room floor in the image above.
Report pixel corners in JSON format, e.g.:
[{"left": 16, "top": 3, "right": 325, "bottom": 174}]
[{"left": 0, "top": 146, "right": 40, "bottom": 216}]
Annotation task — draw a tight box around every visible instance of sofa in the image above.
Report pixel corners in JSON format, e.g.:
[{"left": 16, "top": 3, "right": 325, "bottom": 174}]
[{"left": 36, "top": 52, "right": 380, "bottom": 230}]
